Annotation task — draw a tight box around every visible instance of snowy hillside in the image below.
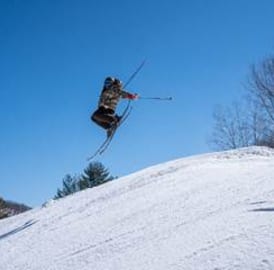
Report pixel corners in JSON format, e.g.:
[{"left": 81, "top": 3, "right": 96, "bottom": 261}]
[{"left": 1, "top": 147, "right": 274, "bottom": 270}]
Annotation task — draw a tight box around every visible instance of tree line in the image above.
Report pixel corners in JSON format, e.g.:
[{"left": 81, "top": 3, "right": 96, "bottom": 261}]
[
  {"left": 0, "top": 197, "right": 31, "bottom": 220},
  {"left": 0, "top": 197, "right": 8, "bottom": 219},
  {"left": 210, "top": 54, "right": 274, "bottom": 150}
]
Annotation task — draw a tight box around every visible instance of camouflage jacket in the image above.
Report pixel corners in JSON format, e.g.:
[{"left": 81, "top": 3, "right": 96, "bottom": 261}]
[{"left": 98, "top": 84, "right": 132, "bottom": 112}]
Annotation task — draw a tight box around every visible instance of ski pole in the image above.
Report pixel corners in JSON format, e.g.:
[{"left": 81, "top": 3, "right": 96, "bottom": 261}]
[
  {"left": 123, "top": 59, "right": 146, "bottom": 88},
  {"left": 138, "top": 96, "right": 173, "bottom": 101}
]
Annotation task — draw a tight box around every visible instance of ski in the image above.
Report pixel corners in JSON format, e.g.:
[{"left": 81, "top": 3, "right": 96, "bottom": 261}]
[
  {"left": 123, "top": 59, "right": 146, "bottom": 88},
  {"left": 87, "top": 103, "right": 132, "bottom": 161},
  {"left": 87, "top": 136, "right": 112, "bottom": 161},
  {"left": 97, "top": 106, "right": 132, "bottom": 156}
]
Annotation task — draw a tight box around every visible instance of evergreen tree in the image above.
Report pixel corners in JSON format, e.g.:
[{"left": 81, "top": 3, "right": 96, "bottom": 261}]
[
  {"left": 54, "top": 174, "right": 79, "bottom": 199},
  {"left": 54, "top": 162, "right": 114, "bottom": 200},
  {"left": 79, "top": 162, "right": 113, "bottom": 189}
]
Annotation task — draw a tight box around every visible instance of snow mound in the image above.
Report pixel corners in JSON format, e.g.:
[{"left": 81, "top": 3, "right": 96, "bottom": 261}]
[{"left": 0, "top": 146, "right": 274, "bottom": 270}]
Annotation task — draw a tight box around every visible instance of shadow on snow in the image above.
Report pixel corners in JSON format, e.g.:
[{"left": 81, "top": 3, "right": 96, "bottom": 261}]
[{"left": 0, "top": 220, "right": 37, "bottom": 241}]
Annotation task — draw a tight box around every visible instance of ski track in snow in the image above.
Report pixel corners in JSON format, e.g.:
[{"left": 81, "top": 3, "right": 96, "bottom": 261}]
[{"left": 0, "top": 146, "right": 274, "bottom": 270}]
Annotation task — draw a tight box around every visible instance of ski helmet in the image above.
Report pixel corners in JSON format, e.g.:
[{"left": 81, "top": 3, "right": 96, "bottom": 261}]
[
  {"left": 113, "top": 78, "right": 122, "bottom": 87},
  {"left": 104, "top": 77, "right": 115, "bottom": 88}
]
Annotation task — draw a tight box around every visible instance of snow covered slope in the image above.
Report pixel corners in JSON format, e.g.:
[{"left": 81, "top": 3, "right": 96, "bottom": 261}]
[{"left": 1, "top": 147, "right": 274, "bottom": 270}]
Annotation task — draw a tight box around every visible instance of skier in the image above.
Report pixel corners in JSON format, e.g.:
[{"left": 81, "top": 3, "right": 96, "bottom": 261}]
[{"left": 91, "top": 77, "right": 138, "bottom": 137}]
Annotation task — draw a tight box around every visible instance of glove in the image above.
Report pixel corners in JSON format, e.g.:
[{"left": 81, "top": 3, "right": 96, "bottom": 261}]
[{"left": 127, "top": 93, "right": 139, "bottom": 100}]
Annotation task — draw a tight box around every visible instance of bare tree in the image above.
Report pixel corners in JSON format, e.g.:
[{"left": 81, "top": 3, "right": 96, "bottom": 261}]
[
  {"left": 209, "top": 53, "right": 274, "bottom": 150},
  {"left": 248, "top": 57, "right": 274, "bottom": 121},
  {"left": 247, "top": 56, "right": 274, "bottom": 146},
  {"left": 209, "top": 102, "right": 252, "bottom": 150}
]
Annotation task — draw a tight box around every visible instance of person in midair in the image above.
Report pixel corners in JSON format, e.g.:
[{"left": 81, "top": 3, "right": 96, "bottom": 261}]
[{"left": 91, "top": 77, "right": 138, "bottom": 137}]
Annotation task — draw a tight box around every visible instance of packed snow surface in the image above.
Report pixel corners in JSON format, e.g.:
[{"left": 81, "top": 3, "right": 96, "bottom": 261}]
[{"left": 1, "top": 147, "right": 274, "bottom": 270}]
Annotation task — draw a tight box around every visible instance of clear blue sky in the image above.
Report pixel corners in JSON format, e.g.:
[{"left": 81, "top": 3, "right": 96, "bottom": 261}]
[{"left": 1, "top": 0, "right": 273, "bottom": 207}]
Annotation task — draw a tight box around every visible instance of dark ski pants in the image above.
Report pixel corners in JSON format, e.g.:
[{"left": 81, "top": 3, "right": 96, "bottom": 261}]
[{"left": 91, "top": 107, "right": 117, "bottom": 130}]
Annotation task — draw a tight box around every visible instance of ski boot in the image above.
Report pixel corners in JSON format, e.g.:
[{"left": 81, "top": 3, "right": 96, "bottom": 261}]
[{"left": 106, "top": 115, "right": 121, "bottom": 138}]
